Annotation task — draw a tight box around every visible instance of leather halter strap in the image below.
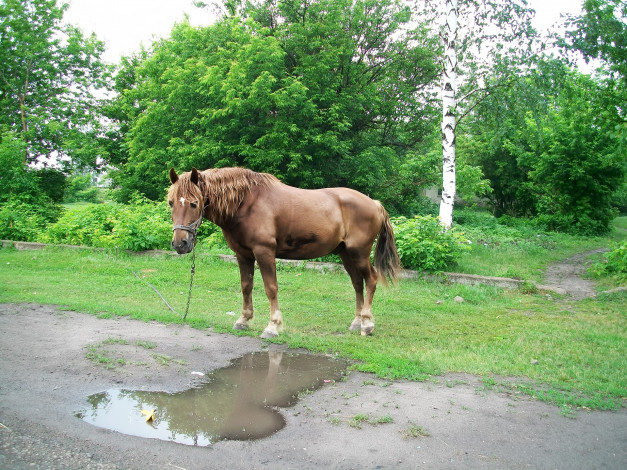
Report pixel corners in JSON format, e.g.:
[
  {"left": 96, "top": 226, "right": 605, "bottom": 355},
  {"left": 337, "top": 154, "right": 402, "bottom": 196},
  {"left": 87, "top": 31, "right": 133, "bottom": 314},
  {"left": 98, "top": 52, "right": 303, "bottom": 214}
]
[{"left": 172, "top": 213, "right": 203, "bottom": 235}]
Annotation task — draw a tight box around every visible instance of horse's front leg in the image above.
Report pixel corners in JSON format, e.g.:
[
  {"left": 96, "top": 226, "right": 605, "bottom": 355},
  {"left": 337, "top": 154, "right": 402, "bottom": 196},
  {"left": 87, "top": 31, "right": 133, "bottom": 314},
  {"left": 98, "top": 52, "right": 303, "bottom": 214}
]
[
  {"left": 254, "top": 249, "right": 283, "bottom": 339},
  {"left": 234, "top": 254, "right": 255, "bottom": 331}
]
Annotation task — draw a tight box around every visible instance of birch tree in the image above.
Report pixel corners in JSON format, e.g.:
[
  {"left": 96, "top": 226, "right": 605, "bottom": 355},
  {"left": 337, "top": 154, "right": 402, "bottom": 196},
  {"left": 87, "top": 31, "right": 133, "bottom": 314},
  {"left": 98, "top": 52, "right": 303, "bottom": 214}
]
[
  {"left": 432, "top": 0, "right": 537, "bottom": 228},
  {"left": 439, "top": 0, "right": 458, "bottom": 228}
]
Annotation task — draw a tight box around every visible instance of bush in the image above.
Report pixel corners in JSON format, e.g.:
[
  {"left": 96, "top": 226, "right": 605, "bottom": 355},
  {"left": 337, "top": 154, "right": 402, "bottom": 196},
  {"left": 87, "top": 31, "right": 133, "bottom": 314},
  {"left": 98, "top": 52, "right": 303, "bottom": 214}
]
[
  {"left": 0, "top": 199, "right": 62, "bottom": 242},
  {"left": 65, "top": 174, "right": 106, "bottom": 203},
  {"left": 589, "top": 242, "right": 627, "bottom": 281},
  {"left": 40, "top": 203, "right": 122, "bottom": 247},
  {"left": 392, "top": 215, "right": 470, "bottom": 272},
  {"left": 40, "top": 199, "right": 221, "bottom": 252}
]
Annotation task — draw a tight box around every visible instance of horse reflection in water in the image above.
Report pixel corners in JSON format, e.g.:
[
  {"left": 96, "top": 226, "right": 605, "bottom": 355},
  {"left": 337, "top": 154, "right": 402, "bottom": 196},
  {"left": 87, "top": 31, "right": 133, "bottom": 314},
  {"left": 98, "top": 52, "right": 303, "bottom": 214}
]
[
  {"left": 77, "top": 352, "right": 349, "bottom": 445},
  {"left": 220, "top": 350, "right": 287, "bottom": 440}
]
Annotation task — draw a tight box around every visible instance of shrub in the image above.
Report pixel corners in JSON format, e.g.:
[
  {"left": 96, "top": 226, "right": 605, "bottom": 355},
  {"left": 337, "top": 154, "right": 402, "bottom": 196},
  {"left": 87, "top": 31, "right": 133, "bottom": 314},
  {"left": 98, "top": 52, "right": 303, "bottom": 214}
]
[
  {"left": 0, "top": 199, "right": 61, "bottom": 242},
  {"left": 40, "top": 199, "right": 221, "bottom": 251},
  {"left": 392, "top": 215, "right": 470, "bottom": 272},
  {"left": 40, "top": 203, "right": 122, "bottom": 247},
  {"left": 589, "top": 242, "right": 627, "bottom": 281}
]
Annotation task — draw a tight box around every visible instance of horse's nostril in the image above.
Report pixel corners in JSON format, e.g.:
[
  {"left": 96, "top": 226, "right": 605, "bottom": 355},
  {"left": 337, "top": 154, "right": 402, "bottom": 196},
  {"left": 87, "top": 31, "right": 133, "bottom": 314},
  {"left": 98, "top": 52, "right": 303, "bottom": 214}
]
[{"left": 181, "top": 239, "right": 188, "bottom": 247}]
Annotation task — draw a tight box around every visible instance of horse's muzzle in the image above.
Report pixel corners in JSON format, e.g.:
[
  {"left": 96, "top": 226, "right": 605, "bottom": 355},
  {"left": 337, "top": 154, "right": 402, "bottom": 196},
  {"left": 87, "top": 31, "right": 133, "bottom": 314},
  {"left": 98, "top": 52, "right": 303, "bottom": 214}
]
[
  {"left": 172, "top": 235, "right": 193, "bottom": 254},
  {"left": 171, "top": 214, "right": 203, "bottom": 254}
]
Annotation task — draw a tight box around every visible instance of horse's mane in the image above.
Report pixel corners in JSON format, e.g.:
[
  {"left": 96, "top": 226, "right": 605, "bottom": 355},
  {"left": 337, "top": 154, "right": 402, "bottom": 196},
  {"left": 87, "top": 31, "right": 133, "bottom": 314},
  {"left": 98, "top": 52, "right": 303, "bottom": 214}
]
[{"left": 168, "top": 167, "right": 280, "bottom": 225}]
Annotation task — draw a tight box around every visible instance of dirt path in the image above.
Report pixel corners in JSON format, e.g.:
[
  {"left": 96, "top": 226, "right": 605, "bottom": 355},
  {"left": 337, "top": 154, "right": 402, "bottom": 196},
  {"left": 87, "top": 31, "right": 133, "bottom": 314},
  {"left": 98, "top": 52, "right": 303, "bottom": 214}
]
[
  {"left": 540, "top": 249, "right": 607, "bottom": 299},
  {"left": 1, "top": 303, "right": 625, "bottom": 470}
]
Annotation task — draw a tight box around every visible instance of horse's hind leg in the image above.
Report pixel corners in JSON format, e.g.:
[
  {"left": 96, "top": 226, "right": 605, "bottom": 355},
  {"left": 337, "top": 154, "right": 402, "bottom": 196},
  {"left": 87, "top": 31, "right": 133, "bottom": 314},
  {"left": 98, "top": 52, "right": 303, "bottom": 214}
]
[
  {"left": 359, "top": 260, "right": 378, "bottom": 336},
  {"left": 340, "top": 249, "right": 377, "bottom": 336},
  {"left": 254, "top": 248, "right": 284, "bottom": 339},
  {"left": 339, "top": 251, "right": 365, "bottom": 332},
  {"left": 234, "top": 254, "right": 255, "bottom": 331}
]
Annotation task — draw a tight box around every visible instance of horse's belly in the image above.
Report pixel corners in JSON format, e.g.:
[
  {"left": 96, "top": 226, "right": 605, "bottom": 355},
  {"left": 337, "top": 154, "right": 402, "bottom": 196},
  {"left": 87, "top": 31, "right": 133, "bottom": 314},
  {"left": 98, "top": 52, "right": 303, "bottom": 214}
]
[{"left": 275, "top": 233, "right": 339, "bottom": 260}]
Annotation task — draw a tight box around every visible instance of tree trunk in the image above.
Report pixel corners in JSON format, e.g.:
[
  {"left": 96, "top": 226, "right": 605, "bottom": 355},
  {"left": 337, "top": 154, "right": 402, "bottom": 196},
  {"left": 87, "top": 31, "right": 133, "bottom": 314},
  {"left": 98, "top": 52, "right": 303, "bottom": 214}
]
[{"left": 439, "top": 0, "right": 458, "bottom": 229}]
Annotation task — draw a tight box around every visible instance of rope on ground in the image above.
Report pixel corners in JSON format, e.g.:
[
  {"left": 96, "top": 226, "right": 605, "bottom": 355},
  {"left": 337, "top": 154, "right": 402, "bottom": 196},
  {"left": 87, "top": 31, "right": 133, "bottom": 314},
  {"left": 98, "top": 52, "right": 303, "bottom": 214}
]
[{"left": 132, "top": 271, "right": 179, "bottom": 316}]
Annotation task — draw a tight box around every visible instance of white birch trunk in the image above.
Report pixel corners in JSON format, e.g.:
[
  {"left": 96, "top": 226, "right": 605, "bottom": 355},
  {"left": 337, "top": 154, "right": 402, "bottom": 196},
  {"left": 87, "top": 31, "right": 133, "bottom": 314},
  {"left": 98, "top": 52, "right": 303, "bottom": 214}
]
[{"left": 439, "top": 0, "right": 458, "bottom": 229}]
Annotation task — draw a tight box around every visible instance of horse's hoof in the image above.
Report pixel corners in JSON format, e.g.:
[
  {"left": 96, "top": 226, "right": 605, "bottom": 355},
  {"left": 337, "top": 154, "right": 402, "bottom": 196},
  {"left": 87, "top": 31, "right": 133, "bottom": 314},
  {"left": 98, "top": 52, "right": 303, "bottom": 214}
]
[
  {"left": 361, "top": 322, "right": 374, "bottom": 336},
  {"left": 233, "top": 322, "right": 249, "bottom": 331},
  {"left": 260, "top": 328, "right": 278, "bottom": 339},
  {"left": 349, "top": 318, "right": 361, "bottom": 331}
]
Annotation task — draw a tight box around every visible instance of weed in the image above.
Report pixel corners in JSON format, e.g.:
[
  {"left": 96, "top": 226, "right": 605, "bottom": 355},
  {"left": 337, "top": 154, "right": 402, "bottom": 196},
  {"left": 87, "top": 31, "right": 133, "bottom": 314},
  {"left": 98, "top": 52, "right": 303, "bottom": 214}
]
[
  {"left": 136, "top": 341, "right": 157, "bottom": 349},
  {"left": 151, "top": 354, "right": 172, "bottom": 366},
  {"left": 348, "top": 413, "right": 394, "bottom": 428},
  {"left": 102, "top": 337, "right": 129, "bottom": 346},
  {"left": 559, "top": 404, "right": 577, "bottom": 419},
  {"left": 401, "top": 424, "right": 430, "bottom": 439},
  {"left": 85, "top": 343, "right": 125, "bottom": 370},
  {"left": 374, "top": 413, "right": 394, "bottom": 424},
  {"left": 349, "top": 414, "right": 370, "bottom": 429},
  {"left": 328, "top": 416, "right": 341, "bottom": 426}
]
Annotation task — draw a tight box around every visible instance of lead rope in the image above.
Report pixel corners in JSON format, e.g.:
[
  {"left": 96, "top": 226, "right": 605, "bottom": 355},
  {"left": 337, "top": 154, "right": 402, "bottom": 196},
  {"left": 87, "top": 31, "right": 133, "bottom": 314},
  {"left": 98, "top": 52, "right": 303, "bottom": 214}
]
[{"left": 183, "top": 246, "right": 196, "bottom": 320}]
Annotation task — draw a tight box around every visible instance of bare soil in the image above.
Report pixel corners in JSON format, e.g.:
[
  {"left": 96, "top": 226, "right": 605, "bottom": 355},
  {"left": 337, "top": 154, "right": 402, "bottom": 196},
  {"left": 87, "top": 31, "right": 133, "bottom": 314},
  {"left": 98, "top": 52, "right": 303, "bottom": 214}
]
[
  {"left": 540, "top": 249, "right": 607, "bottom": 299},
  {"left": 1, "top": 301, "right": 625, "bottom": 470}
]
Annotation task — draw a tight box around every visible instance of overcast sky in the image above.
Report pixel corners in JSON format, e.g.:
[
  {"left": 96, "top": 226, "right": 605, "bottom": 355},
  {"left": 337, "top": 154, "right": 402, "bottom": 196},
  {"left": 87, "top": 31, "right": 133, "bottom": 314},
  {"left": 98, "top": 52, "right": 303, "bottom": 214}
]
[{"left": 63, "top": 0, "right": 584, "bottom": 65}]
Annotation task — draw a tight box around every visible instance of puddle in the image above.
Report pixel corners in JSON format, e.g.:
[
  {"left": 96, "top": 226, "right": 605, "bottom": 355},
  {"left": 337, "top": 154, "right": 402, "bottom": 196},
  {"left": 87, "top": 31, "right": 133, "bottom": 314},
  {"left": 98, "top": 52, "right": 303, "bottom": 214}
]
[{"left": 75, "top": 351, "right": 349, "bottom": 446}]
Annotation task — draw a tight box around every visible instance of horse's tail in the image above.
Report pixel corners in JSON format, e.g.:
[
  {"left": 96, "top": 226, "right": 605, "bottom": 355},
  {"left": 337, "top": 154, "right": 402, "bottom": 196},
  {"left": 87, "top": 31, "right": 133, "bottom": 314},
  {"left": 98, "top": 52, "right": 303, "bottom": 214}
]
[{"left": 374, "top": 203, "right": 401, "bottom": 286}]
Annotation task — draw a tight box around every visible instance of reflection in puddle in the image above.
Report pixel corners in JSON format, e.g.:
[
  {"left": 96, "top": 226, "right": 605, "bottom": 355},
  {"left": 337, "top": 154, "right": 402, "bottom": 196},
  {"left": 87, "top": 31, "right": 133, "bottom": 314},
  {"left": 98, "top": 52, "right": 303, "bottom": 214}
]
[{"left": 76, "top": 352, "right": 349, "bottom": 445}]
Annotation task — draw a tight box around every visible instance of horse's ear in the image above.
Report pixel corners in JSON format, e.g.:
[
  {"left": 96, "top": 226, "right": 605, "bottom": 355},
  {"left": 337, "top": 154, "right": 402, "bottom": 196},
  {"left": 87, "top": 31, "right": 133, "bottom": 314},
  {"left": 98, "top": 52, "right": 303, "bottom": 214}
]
[
  {"left": 169, "top": 167, "right": 178, "bottom": 184},
  {"left": 191, "top": 167, "right": 199, "bottom": 186}
]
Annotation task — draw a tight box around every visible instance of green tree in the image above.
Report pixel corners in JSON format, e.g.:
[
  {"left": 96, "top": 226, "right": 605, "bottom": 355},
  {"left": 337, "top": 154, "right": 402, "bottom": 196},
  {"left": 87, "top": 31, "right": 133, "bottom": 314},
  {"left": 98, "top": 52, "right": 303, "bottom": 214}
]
[
  {"left": 0, "top": 0, "right": 110, "bottom": 169},
  {"left": 107, "top": 0, "right": 441, "bottom": 206},
  {"left": 466, "top": 59, "right": 624, "bottom": 235}
]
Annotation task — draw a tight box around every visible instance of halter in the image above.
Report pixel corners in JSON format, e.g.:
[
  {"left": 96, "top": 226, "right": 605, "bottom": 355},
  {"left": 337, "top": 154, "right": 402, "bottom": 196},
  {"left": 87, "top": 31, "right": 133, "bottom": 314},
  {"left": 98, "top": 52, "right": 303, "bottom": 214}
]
[{"left": 172, "top": 213, "right": 204, "bottom": 243}]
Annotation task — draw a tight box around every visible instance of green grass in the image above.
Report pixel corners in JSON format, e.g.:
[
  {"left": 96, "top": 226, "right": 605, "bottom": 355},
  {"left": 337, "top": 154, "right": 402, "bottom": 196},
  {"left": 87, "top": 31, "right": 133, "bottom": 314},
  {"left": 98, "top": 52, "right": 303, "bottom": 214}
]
[
  {"left": 450, "top": 217, "right": 626, "bottom": 282},
  {"left": 0, "top": 245, "right": 625, "bottom": 410}
]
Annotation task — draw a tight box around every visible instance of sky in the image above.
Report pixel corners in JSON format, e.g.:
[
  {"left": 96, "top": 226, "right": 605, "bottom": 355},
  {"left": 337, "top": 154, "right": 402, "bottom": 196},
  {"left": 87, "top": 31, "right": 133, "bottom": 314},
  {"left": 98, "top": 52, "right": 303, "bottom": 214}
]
[{"left": 63, "top": 0, "right": 585, "bottom": 65}]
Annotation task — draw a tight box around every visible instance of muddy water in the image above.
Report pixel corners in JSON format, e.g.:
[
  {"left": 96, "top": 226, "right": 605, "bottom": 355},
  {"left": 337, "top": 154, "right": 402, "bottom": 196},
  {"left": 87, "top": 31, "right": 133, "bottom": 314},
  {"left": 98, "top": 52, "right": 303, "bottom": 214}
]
[{"left": 76, "top": 351, "right": 349, "bottom": 446}]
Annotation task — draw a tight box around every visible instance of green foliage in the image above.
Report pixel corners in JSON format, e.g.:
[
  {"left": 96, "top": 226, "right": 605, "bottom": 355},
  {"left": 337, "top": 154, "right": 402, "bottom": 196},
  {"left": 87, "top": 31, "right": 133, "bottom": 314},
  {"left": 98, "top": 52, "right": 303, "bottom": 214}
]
[
  {"left": 590, "top": 241, "right": 627, "bottom": 281},
  {"left": 0, "top": 0, "right": 111, "bottom": 169},
  {"left": 40, "top": 201, "right": 173, "bottom": 251},
  {"left": 35, "top": 167, "right": 67, "bottom": 203},
  {"left": 0, "top": 130, "right": 64, "bottom": 241},
  {"left": 65, "top": 174, "right": 105, "bottom": 203},
  {"left": 392, "top": 215, "right": 470, "bottom": 271},
  {"left": 106, "top": 0, "right": 440, "bottom": 203},
  {"left": 464, "top": 60, "right": 624, "bottom": 235},
  {"left": 39, "top": 200, "right": 221, "bottom": 251},
  {"left": 0, "top": 198, "right": 61, "bottom": 242}
]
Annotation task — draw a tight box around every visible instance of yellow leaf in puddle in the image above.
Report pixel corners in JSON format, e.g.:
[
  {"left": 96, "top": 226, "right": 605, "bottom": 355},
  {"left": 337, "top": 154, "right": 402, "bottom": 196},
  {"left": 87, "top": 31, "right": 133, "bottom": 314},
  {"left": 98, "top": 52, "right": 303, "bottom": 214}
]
[{"left": 141, "top": 409, "right": 155, "bottom": 422}]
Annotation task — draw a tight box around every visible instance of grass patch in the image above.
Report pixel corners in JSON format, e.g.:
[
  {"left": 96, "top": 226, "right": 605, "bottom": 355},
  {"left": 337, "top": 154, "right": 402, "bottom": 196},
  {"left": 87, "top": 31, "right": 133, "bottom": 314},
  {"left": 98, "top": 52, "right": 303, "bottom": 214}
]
[
  {"left": 450, "top": 215, "right": 626, "bottom": 282},
  {"left": 0, "top": 244, "right": 625, "bottom": 410},
  {"left": 85, "top": 341, "right": 126, "bottom": 369},
  {"left": 401, "top": 424, "right": 430, "bottom": 439}
]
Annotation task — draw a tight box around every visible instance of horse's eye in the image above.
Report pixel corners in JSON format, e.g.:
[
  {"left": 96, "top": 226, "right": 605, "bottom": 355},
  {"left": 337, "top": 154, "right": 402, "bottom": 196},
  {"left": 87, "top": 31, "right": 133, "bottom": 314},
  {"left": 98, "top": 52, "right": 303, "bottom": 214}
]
[
  {"left": 168, "top": 200, "right": 173, "bottom": 208},
  {"left": 190, "top": 202, "right": 197, "bottom": 209}
]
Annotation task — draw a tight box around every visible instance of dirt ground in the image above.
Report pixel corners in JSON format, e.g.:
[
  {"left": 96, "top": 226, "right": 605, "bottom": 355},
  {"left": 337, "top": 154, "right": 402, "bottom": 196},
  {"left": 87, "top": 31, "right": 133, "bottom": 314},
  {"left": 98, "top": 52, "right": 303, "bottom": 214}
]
[{"left": 1, "top": 300, "right": 625, "bottom": 470}]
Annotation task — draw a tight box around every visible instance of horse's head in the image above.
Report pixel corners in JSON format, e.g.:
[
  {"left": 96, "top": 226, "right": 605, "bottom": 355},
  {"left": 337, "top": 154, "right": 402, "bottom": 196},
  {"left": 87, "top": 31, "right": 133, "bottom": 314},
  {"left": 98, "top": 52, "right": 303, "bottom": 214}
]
[{"left": 167, "top": 167, "right": 204, "bottom": 254}]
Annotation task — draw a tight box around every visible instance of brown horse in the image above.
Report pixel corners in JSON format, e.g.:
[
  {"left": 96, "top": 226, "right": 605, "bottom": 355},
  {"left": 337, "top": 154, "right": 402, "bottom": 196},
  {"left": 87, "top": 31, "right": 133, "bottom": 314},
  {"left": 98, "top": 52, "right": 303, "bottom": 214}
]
[{"left": 168, "top": 167, "right": 400, "bottom": 338}]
